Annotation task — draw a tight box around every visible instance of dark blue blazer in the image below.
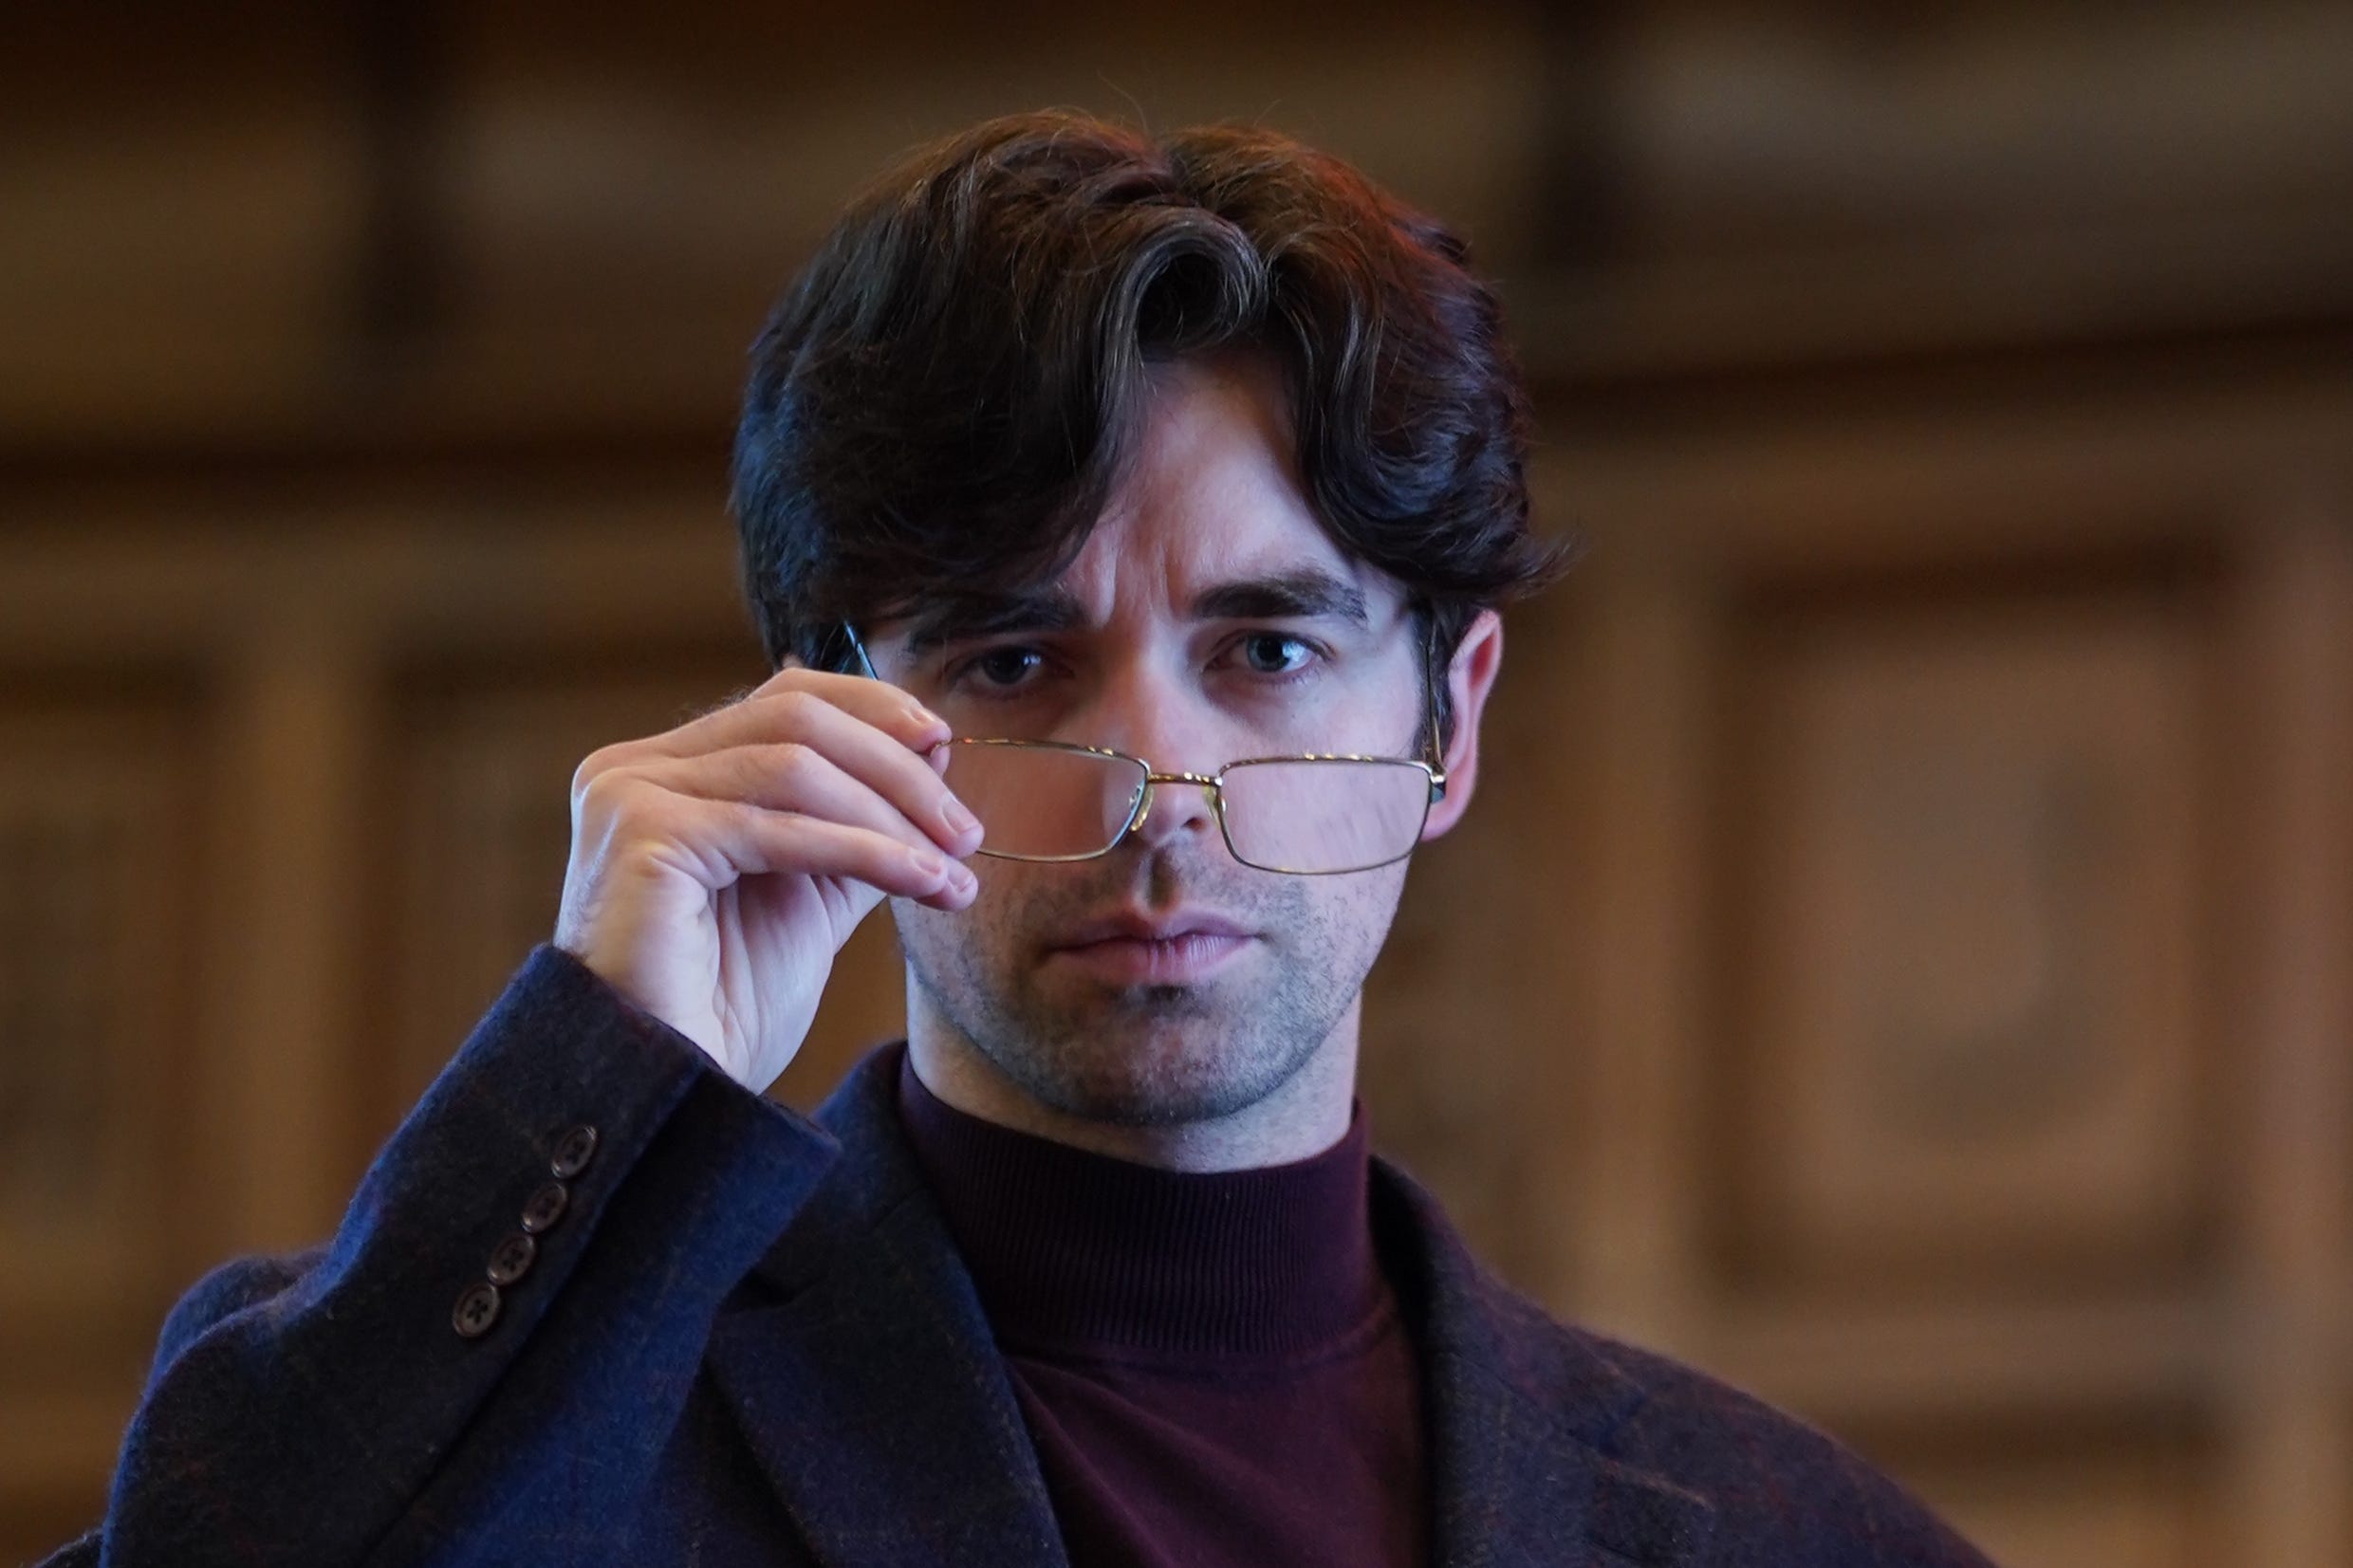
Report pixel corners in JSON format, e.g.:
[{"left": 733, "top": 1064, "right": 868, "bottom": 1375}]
[{"left": 46, "top": 943, "right": 1993, "bottom": 1567}]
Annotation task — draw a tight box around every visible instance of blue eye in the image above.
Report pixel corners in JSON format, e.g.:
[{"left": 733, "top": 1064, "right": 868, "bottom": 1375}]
[{"left": 1238, "top": 633, "right": 1319, "bottom": 676}]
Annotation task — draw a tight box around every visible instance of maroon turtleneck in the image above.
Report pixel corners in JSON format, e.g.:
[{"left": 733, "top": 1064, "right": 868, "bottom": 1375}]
[{"left": 894, "top": 1049, "right": 1429, "bottom": 1568}]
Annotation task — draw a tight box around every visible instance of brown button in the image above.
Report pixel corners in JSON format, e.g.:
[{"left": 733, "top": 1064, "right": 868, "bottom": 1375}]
[
  {"left": 550, "top": 1124, "right": 600, "bottom": 1179},
  {"left": 519, "top": 1180, "right": 570, "bottom": 1235},
  {"left": 453, "top": 1281, "right": 502, "bottom": 1338},
  {"left": 486, "top": 1231, "right": 538, "bottom": 1286}
]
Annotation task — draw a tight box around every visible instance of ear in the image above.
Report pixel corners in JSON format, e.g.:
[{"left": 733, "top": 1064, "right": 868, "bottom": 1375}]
[{"left": 1418, "top": 608, "right": 1503, "bottom": 842}]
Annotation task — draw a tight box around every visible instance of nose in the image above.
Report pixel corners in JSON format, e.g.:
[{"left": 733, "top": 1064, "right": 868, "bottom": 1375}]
[
  {"left": 1127, "top": 768, "right": 1222, "bottom": 854},
  {"left": 1078, "top": 661, "right": 1226, "bottom": 856}
]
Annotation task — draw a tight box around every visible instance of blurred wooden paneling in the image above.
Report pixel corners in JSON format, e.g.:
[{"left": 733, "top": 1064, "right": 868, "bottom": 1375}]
[
  {"left": 7, "top": 4, "right": 2348, "bottom": 450},
  {"left": 1505, "top": 360, "right": 2352, "bottom": 1568},
  {"left": 0, "top": 679, "right": 211, "bottom": 1547},
  {"left": 0, "top": 686, "right": 207, "bottom": 1326},
  {"left": 1720, "top": 577, "right": 2214, "bottom": 1297},
  {"left": 1903, "top": 1430, "right": 2215, "bottom": 1568}
]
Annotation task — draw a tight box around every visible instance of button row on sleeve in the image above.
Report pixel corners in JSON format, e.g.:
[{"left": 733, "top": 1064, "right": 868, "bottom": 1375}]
[
  {"left": 551, "top": 1122, "right": 600, "bottom": 1179},
  {"left": 451, "top": 1122, "right": 598, "bottom": 1338},
  {"left": 518, "top": 1179, "right": 568, "bottom": 1233},
  {"left": 487, "top": 1231, "right": 537, "bottom": 1286},
  {"left": 453, "top": 1281, "right": 500, "bottom": 1337}
]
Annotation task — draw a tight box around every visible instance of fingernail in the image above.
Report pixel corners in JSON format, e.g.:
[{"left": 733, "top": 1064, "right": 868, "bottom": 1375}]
[
  {"left": 949, "top": 862, "right": 978, "bottom": 895},
  {"left": 911, "top": 848, "right": 947, "bottom": 879},
  {"left": 944, "top": 798, "right": 980, "bottom": 837}
]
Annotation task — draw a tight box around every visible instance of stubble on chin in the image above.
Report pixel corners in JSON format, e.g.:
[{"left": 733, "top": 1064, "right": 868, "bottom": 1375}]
[{"left": 893, "top": 856, "right": 1392, "bottom": 1128}]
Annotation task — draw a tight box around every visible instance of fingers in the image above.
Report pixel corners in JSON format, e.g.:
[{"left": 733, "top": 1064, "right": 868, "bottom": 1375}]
[
  {"left": 762, "top": 694, "right": 977, "bottom": 853},
  {"left": 566, "top": 665, "right": 985, "bottom": 912},
  {"left": 577, "top": 769, "right": 975, "bottom": 912},
  {"left": 645, "top": 668, "right": 948, "bottom": 766},
  {"left": 578, "top": 674, "right": 964, "bottom": 830},
  {"left": 628, "top": 738, "right": 979, "bottom": 874},
  {"left": 675, "top": 795, "right": 975, "bottom": 909}
]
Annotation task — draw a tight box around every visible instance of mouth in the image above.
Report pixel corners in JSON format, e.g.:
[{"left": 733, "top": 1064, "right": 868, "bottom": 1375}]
[
  {"left": 1047, "top": 930, "right": 1257, "bottom": 984},
  {"left": 1045, "top": 909, "right": 1260, "bottom": 985}
]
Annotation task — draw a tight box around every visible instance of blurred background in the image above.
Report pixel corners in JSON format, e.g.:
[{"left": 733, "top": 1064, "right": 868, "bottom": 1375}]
[{"left": 4, "top": 2, "right": 2351, "bottom": 1563}]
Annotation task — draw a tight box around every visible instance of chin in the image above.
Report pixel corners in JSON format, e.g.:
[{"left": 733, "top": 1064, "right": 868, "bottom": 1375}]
[
  {"left": 898, "top": 901, "right": 1360, "bottom": 1130},
  {"left": 989, "top": 1000, "right": 1317, "bottom": 1129}
]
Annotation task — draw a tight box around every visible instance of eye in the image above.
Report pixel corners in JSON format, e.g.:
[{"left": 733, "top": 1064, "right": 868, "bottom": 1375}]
[
  {"left": 1236, "top": 632, "right": 1320, "bottom": 676},
  {"left": 948, "top": 644, "right": 1046, "bottom": 694}
]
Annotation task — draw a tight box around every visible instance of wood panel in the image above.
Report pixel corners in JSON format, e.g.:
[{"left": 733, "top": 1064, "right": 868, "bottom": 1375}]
[
  {"left": 0, "top": 686, "right": 204, "bottom": 1325},
  {"left": 1716, "top": 573, "right": 2218, "bottom": 1300},
  {"left": 0, "top": 673, "right": 211, "bottom": 1552},
  {"left": 1526, "top": 365, "right": 2351, "bottom": 1568},
  {"left": 1898, "top": 1430, "right": 2215, "bottom": 1568}
]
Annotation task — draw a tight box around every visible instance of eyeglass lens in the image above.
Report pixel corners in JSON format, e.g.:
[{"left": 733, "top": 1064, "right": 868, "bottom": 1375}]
[
  {"left": 938, "top": 744, "right": 1430, "bottom": 874},
  {"left": 942, "top": 746, "right": 1146, "bottom": 860},
  {"left": 1216, "top": 758, "right": 1430, "bottom": 873}
]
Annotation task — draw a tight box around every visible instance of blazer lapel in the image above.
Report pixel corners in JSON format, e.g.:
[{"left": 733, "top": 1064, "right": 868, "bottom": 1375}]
[
  {"left": 1374, "top": 1159, "right": 1718, "bottom": 1568},
  {"left": 705, "top": 1045, "right": 1065, "bottom": 1568}
]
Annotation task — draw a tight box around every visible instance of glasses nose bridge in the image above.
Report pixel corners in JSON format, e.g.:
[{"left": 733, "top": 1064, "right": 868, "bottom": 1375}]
[{"left": 1126, "top": 766, "right": 1225, "bottom": 839}]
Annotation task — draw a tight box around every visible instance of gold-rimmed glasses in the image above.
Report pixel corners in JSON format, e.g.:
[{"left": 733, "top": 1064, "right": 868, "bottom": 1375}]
[{"left": 840, "top": 621, "right": 1447, "bottom": 876}]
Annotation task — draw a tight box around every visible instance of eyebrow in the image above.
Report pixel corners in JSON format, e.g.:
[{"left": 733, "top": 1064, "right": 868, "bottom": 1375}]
[
  {"left": 899, "top": 568, "right": 1371, "bottom": 653},
  {"left": 900, "top": 589, "right": 1088, "bottom": 655},
  {"left": 1192, "top": 570, "right": 1369, "bottom": 628}
]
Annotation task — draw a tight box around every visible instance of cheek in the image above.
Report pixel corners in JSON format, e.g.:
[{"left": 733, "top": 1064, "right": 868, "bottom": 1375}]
[{"left": 1295, "top": 863, "right": 1410, "bottom": 946}]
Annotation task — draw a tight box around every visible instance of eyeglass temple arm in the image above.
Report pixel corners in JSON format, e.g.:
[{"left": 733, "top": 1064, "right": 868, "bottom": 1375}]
[
  {"left": 1422, "top": 618, "right": 1449, "bottom": 802},
  {"left": 840, "top": 622, "right": 880, "bottom": 679}
]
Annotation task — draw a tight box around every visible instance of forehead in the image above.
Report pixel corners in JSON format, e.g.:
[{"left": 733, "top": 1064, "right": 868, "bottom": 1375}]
[
  {"left": 1071, "top": 348, "right": 1353, "bottom": 600},
  {"left": 885, "top": 349, "right": 1403, "bottom": 654}
]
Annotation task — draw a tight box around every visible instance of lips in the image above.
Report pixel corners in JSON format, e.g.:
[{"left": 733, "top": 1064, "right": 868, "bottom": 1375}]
[
  {"left": 1047, "top": 925, "right": 1257, "bottom": 985},
  {"left": 1043, "top": 908, "right": 1262, "bottom": 985},
  {"left": 1050, "top": 909, "right": 1259, "bottom": 949}
]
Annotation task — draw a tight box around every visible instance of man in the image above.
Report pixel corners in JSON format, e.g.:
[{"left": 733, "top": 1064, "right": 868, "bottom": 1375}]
[{"left": 50, "top": 110, "right": 1993, "bottom": 1566}]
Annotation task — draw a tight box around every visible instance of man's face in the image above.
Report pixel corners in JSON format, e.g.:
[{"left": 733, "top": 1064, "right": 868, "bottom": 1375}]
[{"left": 869, "top": 349, "right": 1434, "bottom": 1128}]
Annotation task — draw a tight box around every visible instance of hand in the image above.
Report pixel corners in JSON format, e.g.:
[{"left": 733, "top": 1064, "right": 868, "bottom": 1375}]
[{"left": 551, "top": 661, "right": 981, "bottom": 1091}]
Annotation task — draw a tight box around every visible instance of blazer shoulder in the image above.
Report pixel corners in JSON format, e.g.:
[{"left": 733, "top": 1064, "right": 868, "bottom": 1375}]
[{"left": 1559, "top": 1323, "right": 1997, "bottom": 1567}]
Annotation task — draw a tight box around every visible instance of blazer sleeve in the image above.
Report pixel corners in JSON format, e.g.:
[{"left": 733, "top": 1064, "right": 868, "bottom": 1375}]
[{"left": 55, "top": 941, "right": 842, "bottom": 1568}]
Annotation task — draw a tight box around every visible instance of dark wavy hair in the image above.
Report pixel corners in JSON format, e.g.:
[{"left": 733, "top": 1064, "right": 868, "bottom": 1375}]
[{"left": 731, "top": 108, "right": 1576, "bottom": 747}]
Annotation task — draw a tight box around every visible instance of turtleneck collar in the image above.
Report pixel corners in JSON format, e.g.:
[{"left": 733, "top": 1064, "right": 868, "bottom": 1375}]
[{"left": 892, "top": 1043, "right": 1387, "bottom": 1361}]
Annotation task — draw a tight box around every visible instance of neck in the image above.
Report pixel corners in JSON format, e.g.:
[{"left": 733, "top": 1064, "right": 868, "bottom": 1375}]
[
  {"left": 903, "top": 988, "right": 1362, "bottom": 1172},
  {"left": 894, "top": 1047, "right": 1386, "bottom": 1356}
]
